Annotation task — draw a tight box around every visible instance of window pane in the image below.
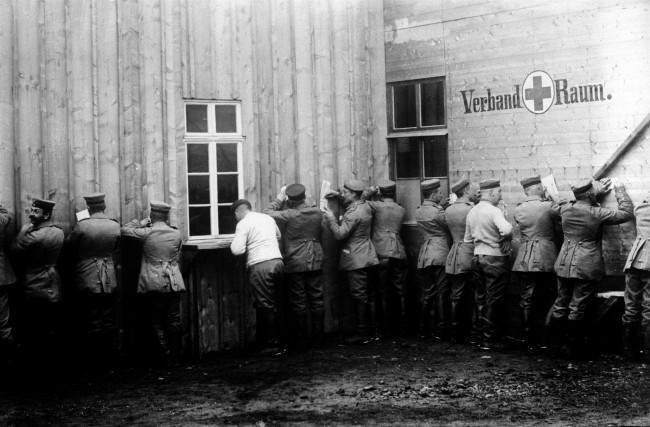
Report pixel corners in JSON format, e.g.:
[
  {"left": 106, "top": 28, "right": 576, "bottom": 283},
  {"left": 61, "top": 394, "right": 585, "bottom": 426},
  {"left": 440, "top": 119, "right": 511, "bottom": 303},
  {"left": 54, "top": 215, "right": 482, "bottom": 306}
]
[
  {"left": 186, "top": 105, "right": 208, "bottom": 132},
  {"left": 189, "top": 206, "right": 211, "bottom": 236},
  {"left": 394, "top": 138, "right": 420, "bottom": 178},
  {"left": 393, "top": 84, "right": 417, "bottom": 129},
  {"left": 218, "top": 206, "right": 236, "bottom": 234},
  {"left": 421, "top": 81, "right": 445, "bottom": 126},
  {"left": 215, "top": 105, "right": 237, "bottom": 133},
  {"left": 216, "top": 144, "right": 238, "bottom": 172},
  {"left": 187, "top": 144, "right": 209, "bottom": 173},
  {"left": 217, "top": 174, "right": 239, "bottom": 203},
  {"left": 423, "top": 136, "right": 448, "bottom": 177},
  {"left": 188, "top": 175, "right": 210, "bottom": 204}
]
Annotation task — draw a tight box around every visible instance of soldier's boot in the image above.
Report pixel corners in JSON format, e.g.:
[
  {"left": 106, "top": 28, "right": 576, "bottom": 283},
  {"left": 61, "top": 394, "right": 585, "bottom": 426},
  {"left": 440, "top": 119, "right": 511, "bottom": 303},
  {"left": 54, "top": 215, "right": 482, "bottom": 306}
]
[
  {"left": 311, "top": 309, "right": 325, "bottom": 347},
  {"left": 155, "top": 329, "right": 172, "bottom": 367},
  {"left": 622, "top": 322, "right": 641, "bottom": 361},
  {"left": 545, "top": 315, "right": 567, "bottom": 357},
  {"left": 379, "top": 296, "right": 391, "bottom": 337},
  {"left": 345, "top": 301, "right": 368, "bottom": 345},
  {"left": 642, "top": 324, "right": 650, "bottom": 364},
  {"left": 397, "top": 296, "right": 408, "bottom": 337},
  {"left": 522, "top": 308, "right": 537, "bottom": 353},
  {"left": 450, "top": 300, "right": 462, "bottom": 344},
  {"left": 259, "top": 309, "right": 285, "bottom": 356},
  {"left": 168, "top": 327, "right": 182, "bottom": 367},
  {"left": 293, "top": 311, "right": 310, "bottom": 352},
  {"left": 366, "top": 301, "right": 380, "bottom": 342},
  {"left": 566, "top": 319, "right": 587, "bottom": 360},
  {"left": 436, "top": 296, "right": 451, "bottom": 342},
  {"left": 418, "top": 303, "right": 431, "bottom": 339}
]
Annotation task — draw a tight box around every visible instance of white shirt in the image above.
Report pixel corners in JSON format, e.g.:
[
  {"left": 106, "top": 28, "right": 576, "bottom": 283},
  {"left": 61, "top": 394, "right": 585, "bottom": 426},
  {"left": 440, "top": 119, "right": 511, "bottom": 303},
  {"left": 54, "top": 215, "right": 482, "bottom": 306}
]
[
  {"left": 464, "top": 200, "right": 513, "bottom": 256},
  {"left": 230, "top": 211, "right": 282, "bottom": 267}
]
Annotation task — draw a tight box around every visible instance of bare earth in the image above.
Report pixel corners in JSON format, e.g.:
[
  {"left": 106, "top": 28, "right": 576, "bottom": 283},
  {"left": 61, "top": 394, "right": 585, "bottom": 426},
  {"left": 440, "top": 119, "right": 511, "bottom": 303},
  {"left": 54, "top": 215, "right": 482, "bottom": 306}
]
[{"left": 1, "top": 339, "right": 649, "bottom": 426}]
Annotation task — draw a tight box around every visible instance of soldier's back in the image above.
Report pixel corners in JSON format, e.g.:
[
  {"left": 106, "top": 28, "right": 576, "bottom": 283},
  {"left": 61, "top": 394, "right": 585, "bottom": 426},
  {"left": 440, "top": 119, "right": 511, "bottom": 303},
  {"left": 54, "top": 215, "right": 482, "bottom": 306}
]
[{"left": 76, "top": 215, "right": 121, "bottom": 257}]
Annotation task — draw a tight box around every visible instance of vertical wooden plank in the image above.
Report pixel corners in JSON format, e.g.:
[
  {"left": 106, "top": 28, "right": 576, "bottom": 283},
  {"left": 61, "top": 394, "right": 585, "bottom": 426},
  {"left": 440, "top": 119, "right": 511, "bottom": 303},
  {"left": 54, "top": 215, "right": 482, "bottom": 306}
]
[
  {"left": 212, "top": 0, "right": 233, "bottom": 98},
  {"left": 118, "top": 0, "right": 143, "bottom": 221},
  {"left": 292, "top": 0, "right": 316, "bottom": 195},
  {"left": 332, "top": 0, "right": 353, "bottom": 186},
  {"left": 349, "top": 0, "right": 369, "bottom": 181},
  {"left": 139, "top": 0, "right": 165, "bottom": 203},
  {"left": 188, "top": 0, "right": 213, "bottom": 98},
  {"left": 42, "top": 0, "right": 71, "bottom": 229},
  {"left": 96, "top": 0, "right": 121, "bottom": 220},
  {"left": 67, "top": 0, "right": 95, "bottom": 210},
  {"left": 14, "top": 0, "right": 43, "bottom": 220},
  {"left": 0, "top": 0, "right": 15, "bottom": 213}
]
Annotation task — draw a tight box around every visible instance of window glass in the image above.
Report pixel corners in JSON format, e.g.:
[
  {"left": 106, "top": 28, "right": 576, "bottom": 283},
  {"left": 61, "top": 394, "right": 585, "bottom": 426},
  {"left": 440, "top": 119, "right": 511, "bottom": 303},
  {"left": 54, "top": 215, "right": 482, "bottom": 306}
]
[
  {"left": 188, "top": 206, "right": 211, "bottom": 236},
  {"left": 215, "top": 105, "right": 237, "bottom": 133},
  {"left": 216, "top": 144, "right": 238, "bottom": 172},
  {"left": 394, "top": 138, "right": 420, "bottom": 178},
  {"left": 187, "top": 144, "right": 209, "bottom": 173},
  {"left": 393, "top": 84, "right": 417, "bottom": 129},
  {"left": 188, "top": 175, "right": 211, "bottom": 204},
  {"left": 421, "top": 81, "right": 445, "bottom": 126},
  {"left": 218, "top": 206, "right": 237, "bottom": 235},
  {"left": 217, "top": 175, "right": 239, "bottom": 203},
  {"left": 423, "top": 136, "right": 448, "bottom": 177},
  {"left": 186, "top": 105, "right": 208, "bottom": 133}
]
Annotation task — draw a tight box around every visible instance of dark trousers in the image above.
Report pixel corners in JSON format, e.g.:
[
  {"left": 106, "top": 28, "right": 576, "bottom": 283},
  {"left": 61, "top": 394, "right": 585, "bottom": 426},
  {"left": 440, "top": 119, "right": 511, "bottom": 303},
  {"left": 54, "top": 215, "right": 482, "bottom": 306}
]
[
  {"left": 449, "top": 272, "right": 476, "bottom": 341},
  {"left": 347, "top": 268, "right": 376, "bottom": 337},
  {"left": 474, "top": 255, "right": 509, "bottom": 341},
  {"left": 286, "top": 270, "right": 324, "bottom": 343},
  {"left": 17, "top": 297, "right": 61, "bottom": 364},
  {"left": 0, "top": 286, "right": 12, "bottom": 342},
  {"left": 623, "top": 268, "right": 650, "bottom": 327},
  {"left": 376, "top": 258, "right": 408, "bottom": 335},
  {"left": 550, "top": 277, "right": 595, "bottom": 321},
  {"left": 75, "top": 292, "right": 118, "bottom": 366},
  {"left": 145, "top": 291, "right": 182, "bottom": 363},
  {"left": 518, "top": 272, "right": 555, "bottom": 344},
  {"left": 417, "top": 265, "right": 447, "bottom": 336},
  {"left": 249, "top": 259, "right": 285, "bottom": 348}
]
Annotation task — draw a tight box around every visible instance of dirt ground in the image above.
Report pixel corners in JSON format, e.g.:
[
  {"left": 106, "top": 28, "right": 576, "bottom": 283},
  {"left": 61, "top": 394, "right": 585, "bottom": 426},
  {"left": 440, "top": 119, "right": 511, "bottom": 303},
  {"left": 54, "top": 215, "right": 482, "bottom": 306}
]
[{"left": 1, "top": 338, "right": 650, "bottom": 426}]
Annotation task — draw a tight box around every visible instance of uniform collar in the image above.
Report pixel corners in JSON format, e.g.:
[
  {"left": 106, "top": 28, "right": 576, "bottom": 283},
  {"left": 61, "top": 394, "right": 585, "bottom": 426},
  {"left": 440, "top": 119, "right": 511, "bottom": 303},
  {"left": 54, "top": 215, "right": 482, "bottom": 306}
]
[
  {"left": 90, "top": 212, "right": 109, "bottom": 219},
  {"left": 32, "top": 219, "right": 54, "bottom": 230},
  {"left": 524, "top": 195, "right": 542, "bottom": 202}
]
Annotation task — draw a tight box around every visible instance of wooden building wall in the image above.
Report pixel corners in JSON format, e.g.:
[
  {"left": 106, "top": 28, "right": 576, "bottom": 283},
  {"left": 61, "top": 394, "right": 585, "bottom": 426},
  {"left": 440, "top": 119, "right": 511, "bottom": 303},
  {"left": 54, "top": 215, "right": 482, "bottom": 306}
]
[
  {"left": 384, "top": 0, "right": 650, "bottom": 276},
  {"left": 0, "top": 0, "right": 388, "bottom": 354}
]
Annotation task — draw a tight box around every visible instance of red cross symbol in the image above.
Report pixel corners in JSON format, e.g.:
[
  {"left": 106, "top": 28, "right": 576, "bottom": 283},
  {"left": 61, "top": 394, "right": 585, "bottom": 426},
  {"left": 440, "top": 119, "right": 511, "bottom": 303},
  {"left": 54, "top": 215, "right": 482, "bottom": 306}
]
[{"left": 524, "top": 76, "right": 552, "bottom": 112}]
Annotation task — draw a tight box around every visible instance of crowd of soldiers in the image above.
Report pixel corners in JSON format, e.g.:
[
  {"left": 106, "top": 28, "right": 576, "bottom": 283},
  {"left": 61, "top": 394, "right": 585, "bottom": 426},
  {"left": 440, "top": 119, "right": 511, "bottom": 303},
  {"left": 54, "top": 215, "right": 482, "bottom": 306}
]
[
  {"left": 2, "top": 173, "right": 650, "bottom": 372},
  {"left": 0, "top": 194, "right": 185, "bottom": 371},
  {"left": 233, "top": 175, "right": 650, "bottom": 363}
]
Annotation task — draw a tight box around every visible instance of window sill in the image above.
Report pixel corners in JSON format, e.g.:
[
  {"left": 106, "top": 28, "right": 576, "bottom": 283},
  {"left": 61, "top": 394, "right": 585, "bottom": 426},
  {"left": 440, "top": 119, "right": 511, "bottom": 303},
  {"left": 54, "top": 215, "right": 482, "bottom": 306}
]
[
  {"left": 183, "top": 237, "right": 233, "bottom": 250},
  {"left": 387, "top": 129, "right": 448, "bottom": 138}
]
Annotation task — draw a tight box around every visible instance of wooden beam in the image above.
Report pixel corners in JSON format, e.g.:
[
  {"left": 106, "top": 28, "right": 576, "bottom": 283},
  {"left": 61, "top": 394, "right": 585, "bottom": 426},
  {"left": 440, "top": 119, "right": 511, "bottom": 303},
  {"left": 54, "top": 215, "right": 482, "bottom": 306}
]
[{"left": 593, "top": 113, "right": 650, "bottom": 179}]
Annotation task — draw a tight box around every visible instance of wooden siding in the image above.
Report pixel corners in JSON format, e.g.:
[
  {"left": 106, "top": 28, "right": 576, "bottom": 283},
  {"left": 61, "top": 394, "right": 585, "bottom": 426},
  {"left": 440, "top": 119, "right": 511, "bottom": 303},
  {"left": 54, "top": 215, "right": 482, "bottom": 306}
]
[
  {"left": 384, "top": 0, "right": 650, "bottom": 275},
  {"left": 0, "top": 0, "right": 388, "bottom": 231}
]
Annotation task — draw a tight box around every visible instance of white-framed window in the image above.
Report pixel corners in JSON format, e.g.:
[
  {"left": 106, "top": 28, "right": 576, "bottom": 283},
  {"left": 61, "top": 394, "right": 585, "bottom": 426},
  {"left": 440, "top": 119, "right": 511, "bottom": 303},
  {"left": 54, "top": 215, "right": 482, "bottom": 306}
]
[{"left": 184, "top": 101, "right": 244, "bottom": 239}]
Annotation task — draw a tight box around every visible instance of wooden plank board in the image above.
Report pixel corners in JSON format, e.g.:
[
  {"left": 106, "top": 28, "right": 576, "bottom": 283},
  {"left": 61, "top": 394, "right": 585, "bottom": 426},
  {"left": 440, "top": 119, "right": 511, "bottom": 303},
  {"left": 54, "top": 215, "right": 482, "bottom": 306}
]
[{"left": 0, "top": 0, "right": 15, "bottom": 213}]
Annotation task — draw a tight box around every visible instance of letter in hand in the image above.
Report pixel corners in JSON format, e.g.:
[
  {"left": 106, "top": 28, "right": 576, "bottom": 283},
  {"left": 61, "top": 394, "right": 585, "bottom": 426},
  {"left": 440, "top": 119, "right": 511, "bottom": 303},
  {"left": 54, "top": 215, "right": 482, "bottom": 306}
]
[
  {"left": 140, "top": 217, "right": 152, "bottom": 227},
  {"left": 592, "top": 178, "right": 612, "bottom": 198},
  {"left": 277, "top": 185, "right": 287, "bottom": 202}
]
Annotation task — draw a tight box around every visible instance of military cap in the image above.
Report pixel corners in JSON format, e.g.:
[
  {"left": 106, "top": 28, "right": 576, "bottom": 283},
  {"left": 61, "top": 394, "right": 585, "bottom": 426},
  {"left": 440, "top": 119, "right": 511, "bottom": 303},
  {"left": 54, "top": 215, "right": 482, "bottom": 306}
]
[
  {"left": 520, "top": 175, "right": 541, "bottom": 188},
  {"left": 571, "top": 180, "right": 593, "bottom": 197},
  {"left": 479, "top": 179, "right": 500, "bottom": 190},
  {"left": 343, "top": 179, "right": 366, "bottom": 193},
  {"left": 231, "top": 198, "right": 252, "bottom": 212},
  {"left": 421, "top": 179, "right": 441, "bottom": 192},
  {"left": 32, "top": 198, "right": 56, "bottom": 212},
  {"left": 83, "top": 192, "right": 106, "bottom": 207},
  {"left": 285, "top": 183, "right": 306, "bottom": 200},
  {"left": 377, "top": 179, "right": 396, "bottom": 192},
  {"left": 150, "top": 201, "right": 171, "bottom": 214},
  {"left": 451, "top": 178, "right": 470, "bottom": 194}
]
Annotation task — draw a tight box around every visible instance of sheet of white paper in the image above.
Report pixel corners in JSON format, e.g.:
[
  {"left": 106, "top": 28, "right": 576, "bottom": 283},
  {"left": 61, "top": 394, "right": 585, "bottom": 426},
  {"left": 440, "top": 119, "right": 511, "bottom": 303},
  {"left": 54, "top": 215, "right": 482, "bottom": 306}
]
[
  {"left": 448, "top": 193, "right": 457, "bottom": 204},
  {"left": 319, "top": 180, "right": 331, "bottom": 210},
  {"left": 541, "top": 175, "right": 560, "bottom": 202},
  {"left": 76, "top": 209, "right": 90, "bottom": 221}
]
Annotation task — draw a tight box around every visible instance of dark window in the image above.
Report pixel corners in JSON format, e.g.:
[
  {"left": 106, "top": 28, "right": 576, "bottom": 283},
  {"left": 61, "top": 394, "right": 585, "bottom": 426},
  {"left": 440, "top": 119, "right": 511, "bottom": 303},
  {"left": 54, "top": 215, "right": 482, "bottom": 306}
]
[
  {"left": 216, "top": 143, "right": 238, "bottom": 172},
  {"left": 394, "top": 138, "right": 420, "bottom": 178},
  {"left": 186, "top": 105, "right": 208, "bottom": 133},
  {"left": 390, "top": 135, "right": 448, "bottom": 180},
  {"left": 388, "top": 77, "right": 445, "bottom": 132},
  {"left": 187, "top": 144, "right": 209, "bottom": 173},
  {"left": 188, "top": 206, "right": 211, "bottom": 236},
  {"left": 423, "top": 136, "right": 448, "bottom": 177},
  {"left": 188, "top": 175, "right": 211, "bottom": 204},
  {"left": 215, "top": 105, "right": 238, "bottom": 133},
  {"left": 218, "top": 206, "right": 236, "bottom": 235},
  {"left": 217, "top": 174, "right": 239, "bottom": 203}
]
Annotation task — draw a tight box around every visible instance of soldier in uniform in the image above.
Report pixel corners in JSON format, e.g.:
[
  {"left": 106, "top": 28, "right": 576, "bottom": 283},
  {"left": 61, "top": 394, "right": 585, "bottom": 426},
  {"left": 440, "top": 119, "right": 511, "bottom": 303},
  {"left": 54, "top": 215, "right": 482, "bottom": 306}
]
[
  {"left": 445, "top": 178, "right": 480, "bottom": 343},
  {"left": 549, "top": 179, "right": 632, "bottom": 359},
  {"left": 0, "top": 204, "right": 16, "bottom": 359},
  {"left": 464, "top": 179, "right": 513, "bottom": 350},
  {"left": 11, "top": 198, "right": 64, "bottom": 362},
  {"left": 122, "top": 201, "right": 185, "bottom": 366},
  {"left": 623, "top": 196, "right": 650, "bottom": 363},
  {"left": 622, "top": 195, "right": 650, "bottom": 361},
  {"left": 323, "top": 179, "right": 379, "bottom": 343},
  {"left": 263, "top": 183, "right": 325, "bottom": 348},
  {"left": 415, "top": 179, "right": 451, "bottom": 340},
  {"left": 512, "top": 176, "right": 561, "bottom": 352},
  {"left": 364, "top": 180, "right": 408, "bottom": 336},
  {"left": 66, "top": 193, "right": 121, "bottom": 365}
]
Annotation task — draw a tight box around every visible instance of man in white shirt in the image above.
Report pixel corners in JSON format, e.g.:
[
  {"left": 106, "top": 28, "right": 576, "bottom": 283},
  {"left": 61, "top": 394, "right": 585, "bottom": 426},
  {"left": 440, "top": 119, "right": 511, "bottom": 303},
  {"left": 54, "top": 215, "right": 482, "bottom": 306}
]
[
  {"left": 230, "top": 199, "right": 285, "bottom": 355},
  {"left": 464, "top": 179, "right": 513, "bottom": 349}
]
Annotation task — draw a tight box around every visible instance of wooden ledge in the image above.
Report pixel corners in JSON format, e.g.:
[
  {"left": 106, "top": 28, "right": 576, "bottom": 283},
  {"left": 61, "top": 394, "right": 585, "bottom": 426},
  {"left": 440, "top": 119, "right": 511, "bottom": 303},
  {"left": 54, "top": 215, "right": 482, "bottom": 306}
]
[{"left": 183, "top": 237, "right": 233, "bottom": 250}]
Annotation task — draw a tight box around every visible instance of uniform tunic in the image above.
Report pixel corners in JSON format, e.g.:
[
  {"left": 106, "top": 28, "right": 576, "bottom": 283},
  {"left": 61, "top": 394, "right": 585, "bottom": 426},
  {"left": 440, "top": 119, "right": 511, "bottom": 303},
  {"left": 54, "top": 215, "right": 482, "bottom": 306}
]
[
  {"left": 445, "top": 201, "right": 475, "bottom": 274},
  {"left": 415, "top": 200, "right": 450, "bottom": 268},
  {"left": 12, "top": 220, "right": 64, "bottom": 302},
  {"left": 121, "top": 222, "right": 185, "bottom": 293},
  {"left": 0, "top": 207, "right": 16, "bottom": 341},
  {"left": 366, "top": 200, "right": 406, "bottom": 260},
  {"left": 327, "top": 200, "right": 379, "bottom": 271},
  {"left": 67, "top": 213, "right": 121, "bottom": 293},
  {"left": 512, "top": 196, "right": 560, "bottom": 273},
  {"left": 622, "top": 203, "right": 650, "bottom": 325},
  {"left": 554, "top": 188, "right": 633, "bottom": 281}
]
